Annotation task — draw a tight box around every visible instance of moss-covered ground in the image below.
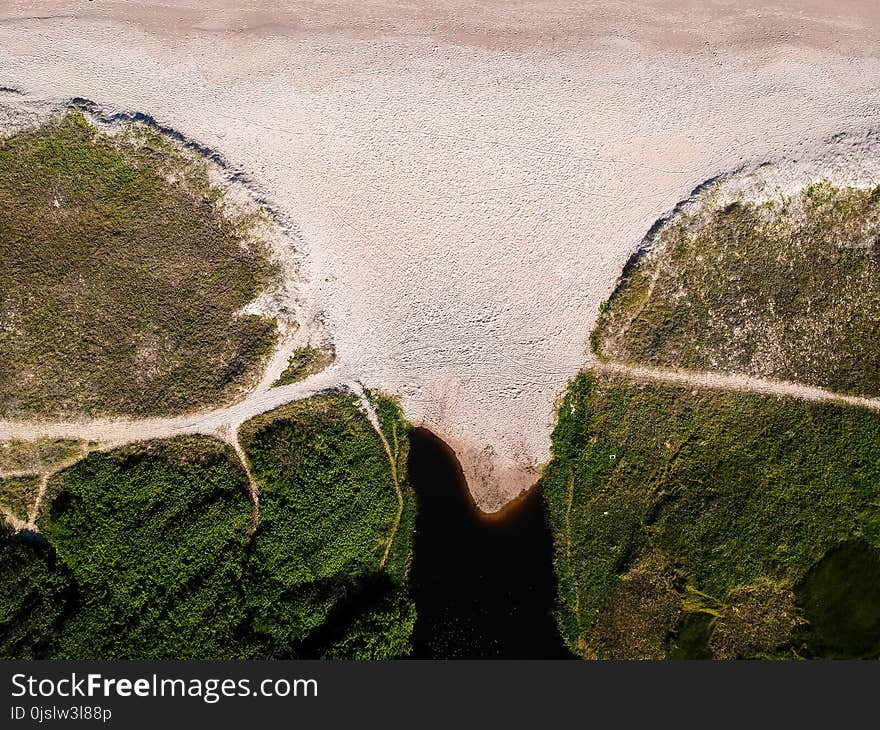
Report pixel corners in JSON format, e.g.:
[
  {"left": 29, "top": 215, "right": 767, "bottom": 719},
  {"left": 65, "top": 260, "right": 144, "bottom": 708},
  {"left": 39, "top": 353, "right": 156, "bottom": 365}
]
[
  {"left": 543, "top": 371, "right": 880, "bottom": 659},
  {"left": 0, "top": 111, "right": 278, "bottom": 419},
  {"left": 593, "top": 183, "right": 880, "bottom": 397}
]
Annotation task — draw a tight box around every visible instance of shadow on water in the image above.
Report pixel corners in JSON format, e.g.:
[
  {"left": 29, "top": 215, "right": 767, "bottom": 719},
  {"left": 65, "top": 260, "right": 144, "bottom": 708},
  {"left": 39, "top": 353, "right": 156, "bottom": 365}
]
[{"left": 407, "top": 428, "right": 574, "bottom": 659}]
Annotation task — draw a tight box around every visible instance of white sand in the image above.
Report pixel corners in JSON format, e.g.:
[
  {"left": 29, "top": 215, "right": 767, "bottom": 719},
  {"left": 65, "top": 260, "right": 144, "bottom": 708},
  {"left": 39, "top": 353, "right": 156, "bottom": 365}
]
[{"left": 2, "top": 1, "right": 880, "bottom": 510}]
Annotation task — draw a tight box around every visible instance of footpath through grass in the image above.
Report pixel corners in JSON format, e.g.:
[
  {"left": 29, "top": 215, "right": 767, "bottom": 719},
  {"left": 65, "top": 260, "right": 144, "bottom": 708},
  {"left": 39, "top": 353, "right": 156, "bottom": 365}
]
[
  {"left": 239, "top": 390, "right": 414, "bottom": 659},
  {"left": 0, "top": 393, "right": 415, "bottom": 659},
  {"left": 593, "top": 183, "right": 880, "bottom": 397}
]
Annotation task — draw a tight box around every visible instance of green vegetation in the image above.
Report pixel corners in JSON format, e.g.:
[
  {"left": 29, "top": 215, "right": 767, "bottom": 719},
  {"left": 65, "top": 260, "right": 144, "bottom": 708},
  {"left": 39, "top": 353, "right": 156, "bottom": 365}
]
[
  {"left": 543, "top": 371, "right": 880, "bottom": 659},
  {"left": 0, "top": 439, "right": 83, "bottom": 473},
  {"left": 273, "top": 345, "right": 334, "bottom": 386},
  {"left": 559, "top": 180, "right": 880, "bottom": 657},
  {"left": 593, "top": 183, "right": 880, "bottom": 396},
  {"left": 0, "top": 526, "right": 72, "bottom": 659},
  {"left": 0, "top": 392, "right": 415, "bottom": 659},
  {"left": 40, "top": 437, "right": 254, "bottom": 659},
  {"left": 576, "top": 550, "right": 681, "bottom": 660},
  {"left": 0, "top": 476, "right": 39, "bottom": 523},
  {"left": 0, "top": 111, "right": 278, "bottom": 419},
  {"left": 369, "top": 389, "right": 415, "bottom": 582},
  {"left": 706, "top": 579, "right": 803, "bottom": 660},
  {"left": 667, "top": 613, "right": 713, "bottom": 660},
  {"left": 239, "top": 391, "right": 415, "bottom": 658},
  {"left": 796, "top": 541, "right": 880, "bottom": 659},
  {"left": 318, "top": 575, "right": 416, "bottom": 660}
]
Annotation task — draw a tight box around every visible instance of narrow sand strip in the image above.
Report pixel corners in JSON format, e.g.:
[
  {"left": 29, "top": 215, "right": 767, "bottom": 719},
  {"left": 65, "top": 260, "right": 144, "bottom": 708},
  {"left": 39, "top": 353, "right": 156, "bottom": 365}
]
[{"left": 590, "top": 359, "right": 880, "bottom": 413}]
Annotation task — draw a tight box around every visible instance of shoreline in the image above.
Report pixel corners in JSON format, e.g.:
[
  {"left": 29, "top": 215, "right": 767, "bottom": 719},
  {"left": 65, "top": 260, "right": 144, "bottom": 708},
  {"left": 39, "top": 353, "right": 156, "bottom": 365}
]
[{"left": 2, "top": 2, "right": 880, "bottom": 510}]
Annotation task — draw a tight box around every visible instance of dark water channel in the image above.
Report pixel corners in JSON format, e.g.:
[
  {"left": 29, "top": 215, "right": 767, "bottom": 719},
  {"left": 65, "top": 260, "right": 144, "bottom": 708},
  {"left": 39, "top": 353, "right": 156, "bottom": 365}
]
[{"left": 407, "top": 428, "right": 573, "bottom": 659}]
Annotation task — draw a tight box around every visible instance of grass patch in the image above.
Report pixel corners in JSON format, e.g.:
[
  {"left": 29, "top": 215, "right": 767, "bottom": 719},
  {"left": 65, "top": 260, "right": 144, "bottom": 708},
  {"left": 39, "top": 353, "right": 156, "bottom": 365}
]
[
  {"left": 0, "top": 439, "right": 83, "bottom": 474},
  {"left": 273, "top": 345, "right": 334, "bottom": 386},
  {"left": 0, "top": 476, "right": 40, "bottom": 523},
  {"left": 0, "top": 110, "right": 278, "bottom": 419},
  {"left": 316, "top": 573, "right": 416, "bottom": 660},
  {"left": 543, "top": 370, "right": 880, "bottom": 659},
  {"left": 593, "top": 183, "right": 880, "bottom": 396}
]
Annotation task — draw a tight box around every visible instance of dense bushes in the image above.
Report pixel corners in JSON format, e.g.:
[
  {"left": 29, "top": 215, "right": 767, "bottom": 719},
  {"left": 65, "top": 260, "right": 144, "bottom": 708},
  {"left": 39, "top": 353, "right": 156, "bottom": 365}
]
[
  {"left": 40, "top": 437, "right": 254, "bottom": 659},
  {"left": 0, "top": 526, "right": 72, "bottom": 659},
  {"left": 240, "top": 392, "right": 415, "bottom": 658},
  {"left": 318, "top": 578, "right": 416, "bottom": 660},
  {"left": 0, "top": 393, "right": 416, "bottom": 659}
]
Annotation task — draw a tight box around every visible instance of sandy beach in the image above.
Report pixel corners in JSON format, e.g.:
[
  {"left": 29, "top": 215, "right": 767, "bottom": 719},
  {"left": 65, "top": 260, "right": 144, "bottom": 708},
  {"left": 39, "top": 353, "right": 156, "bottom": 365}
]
[{"left": 2, "top": 1, "right": 880, "bottom": 510}]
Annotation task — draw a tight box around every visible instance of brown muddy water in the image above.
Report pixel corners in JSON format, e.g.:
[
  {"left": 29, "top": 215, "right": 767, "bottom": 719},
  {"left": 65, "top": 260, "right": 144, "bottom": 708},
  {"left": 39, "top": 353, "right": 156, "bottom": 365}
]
[{"left": 407, "top": 428, "right": 573, "bottom": 659}]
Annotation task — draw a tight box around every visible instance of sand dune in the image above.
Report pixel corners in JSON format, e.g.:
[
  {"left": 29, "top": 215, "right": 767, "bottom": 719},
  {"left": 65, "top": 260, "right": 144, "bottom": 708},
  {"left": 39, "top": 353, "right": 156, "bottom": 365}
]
[{"left": 2, "top": 1, "right": 880, "bottom": 509}]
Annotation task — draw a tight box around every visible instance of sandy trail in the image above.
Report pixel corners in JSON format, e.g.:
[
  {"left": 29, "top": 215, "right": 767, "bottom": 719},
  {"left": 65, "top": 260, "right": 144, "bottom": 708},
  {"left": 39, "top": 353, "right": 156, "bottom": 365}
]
[
  {"left": 4, "top": 353, "right": 880, "bottom": 518},
  {"left": 0, "top": 365, "right": 350, "bottom": 530},
  {"left": 0, "top": 468, "right": 42, "bottom": 480},
  {"left": 7, "top": 359, "right": 880, "bottom": 452},
  {"left": 2, "top": 1, "right": 880, "bottom": 510},
  {"left": 589, "top": 360, "right": 880, "bottom": 413},
  {"left": 0, "top": 366, "right": 349, "bottom": 447},
  {"left": 223, "top": 428, "right": 261, "bottom": 536},
  {"left": 355, "top": 386, "right": 404, "bottom": 569},
  {"left": 3, "top": 512, "right": 28, "bottom": 532},
  {"left": 1, "top": 368, "right": 411, "bottom": 533}
]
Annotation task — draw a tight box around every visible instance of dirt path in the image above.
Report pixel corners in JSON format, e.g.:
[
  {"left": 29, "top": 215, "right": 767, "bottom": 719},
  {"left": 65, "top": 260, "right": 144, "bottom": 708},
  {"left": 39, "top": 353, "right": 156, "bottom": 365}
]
[
  {"left": 25, "top": 450, "right": 95, "bottom": 529},
  {"left": 0, "top": 365, "right": 350, "bottom": 448},
  {"left": 0, "top": 364, "right": 351, "bottom": 530},
  {"left": 354, "top": 386, "right": 405, "bottom": 570},
  {"left": 3, "top": 357, "right": 879, "bottom": 464},
  {"left": 4, "top": 351, "right": 880, "bottom": 534},
  {"left": 3, "top": 511, "right": 28, "bottom": 532},
  {"left": 216, "top": 425, "right": 262, "bottom": 536},
  {"left": 0, "top": 366, "right": 413, "bottom": 551},
  {"left": 589, "top": 358, "right": 880, "bottom": 412}
]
